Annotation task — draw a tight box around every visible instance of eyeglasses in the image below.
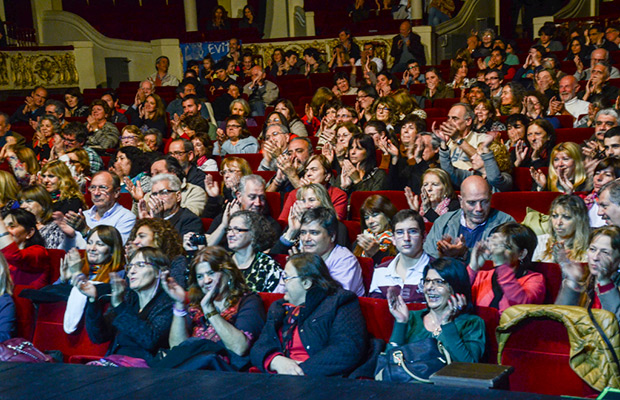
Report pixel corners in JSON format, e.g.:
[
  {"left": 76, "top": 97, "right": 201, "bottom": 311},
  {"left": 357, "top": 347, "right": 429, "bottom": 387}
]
[
  {"left": 126, "top": 261, "right": 155, "bottom": 271},
  {"left": 356, "top": 95, "right": 369, "bottom": 101},
  {"left": 227, "top": 124, "right": 242, "bottom": 129},
  {"left": 421, "top": 278, "right": 448, "bottom": 288},
  {"left": 62, "top": 137, "right": 77, "bottom": 144},
  {"left": 225, "top": 227, "right": 250, "bottom": 234},
  {"left": 220, "top": 169, "right": 241, "bottom": 176},
  {"left": 336, "top": 113, "right": 352, "bottom": 119},
  {"left": 88, "top": 185, "right": 111, "bottom": 193},
  {"left": 408, "top": 65, "right": 419, "bottom": 70},
  {"left": 121, "top": 136, "right": 137, "bottom": 141},
  {"left": 376, "top": 106, "right": 391, "bottom": 112},
  {"left": 151, "top": 189, "right": 177, "bottom": 197},
  {"left": 282, "top": 273, "right": 304, "bottom": 283},
  {"left": 168, "top": 151, "right": 187, "bottom": 157}
]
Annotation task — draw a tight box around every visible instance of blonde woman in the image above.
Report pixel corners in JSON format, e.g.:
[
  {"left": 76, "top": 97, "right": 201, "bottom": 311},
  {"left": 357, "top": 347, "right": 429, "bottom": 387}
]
[
  {"left": 40, "top": 160, "right": 86, "bottom": 214},
  {"left": 531, "top": 142, "right": 590, "bottom": 193},
  {"left": 0, "top": 171, "right": 20, "bottom": 212},
  {"left": 0, "top": 252, "right": 14, "bottom": 341},
  {"left": 120, "top": 125, "right": 150, "bottom": 152}
]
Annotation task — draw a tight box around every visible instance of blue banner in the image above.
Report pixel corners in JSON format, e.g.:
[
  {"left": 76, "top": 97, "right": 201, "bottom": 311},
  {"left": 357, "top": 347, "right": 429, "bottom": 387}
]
[{"left": 180, "top": 41, "right": 232, "bottom": 72}]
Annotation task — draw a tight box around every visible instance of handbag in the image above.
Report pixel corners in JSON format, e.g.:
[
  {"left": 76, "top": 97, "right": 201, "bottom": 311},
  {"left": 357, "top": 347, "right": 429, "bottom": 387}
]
[
  {"left": 375, "top": 338, "right": 451, "bottom": 383},
  {"left": 0, "top": 338, "right": 53, "bottom": 363}
]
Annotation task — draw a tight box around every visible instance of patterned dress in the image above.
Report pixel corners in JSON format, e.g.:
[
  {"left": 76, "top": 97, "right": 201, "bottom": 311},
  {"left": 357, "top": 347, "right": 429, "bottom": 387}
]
[{"left": 242, "top": 252, "right": 281, "bottom": 293}]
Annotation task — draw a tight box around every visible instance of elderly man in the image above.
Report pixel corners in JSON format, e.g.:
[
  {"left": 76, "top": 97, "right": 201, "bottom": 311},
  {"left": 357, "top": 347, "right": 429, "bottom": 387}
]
[
  {"left": 548, "top": 75, "right": 590, "bottom": 120},
  {"left": 243, "top": 65, "right": 279, "bottom": 117},
  {"left": 266, "top": 137, "right": 313, "bottom": 194},
  {"left": 62, "top": 171, "right": 137, "bottom": 245},
  {"left": 574, "top": 48, "right": 620, "bottom": 81},
  {"left": 168, "top": 138, "right": 206, "bottom": 189},
  {"left": 434, "top": 103, "right": 485, "bottom": 171},
  {"left": 140, "top": 173, "right": 203, "bottom": 237},
  {"left": 390, "top": 20, "right": 426, "bottom": 73},
  {"left": 598, "top": 180, "right": 620, "bottom": 227},
  {"left": 579, "top": 63, "right": 620, "bottom": 104},
  {"left": 10, "top": 86, "right": 47, "bottom": 124},
  {"left": 147, "top": 55, "right": 180, "bottom": 87},
  {"left": 58, "top": 122, "right": 104, "bottom": 173},
  {"left": 423, "top": 175, "right": 514, "bottom": 259},
  {"left": 43, "top": 99, "right": 68, "bottom": 128},
  {"left": 355, "top": 42, "right": 384, "bottom": 73},
  {"left": 595, "top": 108, "right": 619, "bottom": 141},
  {"left": 0, "top": 112, "right": 25, "bottom": 148},
  {"left": 258, "top": 123, "right": 292, "bottom": 171}
]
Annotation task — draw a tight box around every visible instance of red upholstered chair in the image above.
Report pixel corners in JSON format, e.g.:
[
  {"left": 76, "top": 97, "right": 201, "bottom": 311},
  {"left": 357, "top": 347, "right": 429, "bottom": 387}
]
[
  {"left": 554, "top": 114, "right": 574, "bottom": 129},
  {"left": 271, "top": 253, "right": 288, "bottom": 269},
  {"left": 512, "top": 167, "right": 548, "bottom": 192},
  {"left": 431, "top": 98, "right": 460, "bottom": 110},
  {"left": 85, "top": 191, "right": 133, "bottom": 210},
  {"left": 475, "top": 306, "right": 500, "bottom": 364},
  {"left": 356, "top": 257, "right": 375, "bottom": 295},
  {"left": 358, "top": 297, "right": 394, "bottom": 342},
  {"left": 555, "top": 127, "right": 594, "bottom": 144},
  {"left": 33, "top": 302, "right": 110, "bottom": 363},
  {"left": 47, "top": 249, "right": 67, "bottom": 284},
  {"left": 530, "top": 262, "right": 563, "bottom": 304},
  {"left": 12, "top": 285, "right": 36, "bottom": 341},
  {"left": 349, "top": 191, "right": 408, "bottom": 221},
  {"left": 258, "top": 292, "right": 284, "bottom": 313},
  {"left": 201, "top": 218, "right": 213, "bottom": 232},
  {"left": 499, "top": 318, "right": 598, "bottom": 397},
  {"left": 229, "top": 153, "right": 264, "bottom": 170},
  {"left": 490, "top": 191, "right": 561, "bottom": 222},
  {"left": 342, "top": 220, "right": 361, "bottom": 245},
  {"left": 255, "top": 170, "right": 276, "bottom": 184}
]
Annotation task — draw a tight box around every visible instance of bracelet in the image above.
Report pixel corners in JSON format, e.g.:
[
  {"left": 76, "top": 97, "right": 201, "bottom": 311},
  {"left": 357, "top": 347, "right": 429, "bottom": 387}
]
[
  {"left": 0, "top": 232, "right": 10, "bottom": 238},
  {"left": 204, "top": 310, "right": 219, "bottom": 319},
  {"left": 173, "top": 306, "right": 188, "bottom": 317}
]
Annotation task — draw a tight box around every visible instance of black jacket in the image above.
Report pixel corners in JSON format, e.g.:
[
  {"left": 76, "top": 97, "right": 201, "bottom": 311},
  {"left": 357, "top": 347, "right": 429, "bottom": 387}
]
[
  {"left": 250, "top": 287, "right": 368, "bottom": 376},
  {"left": 390, "top": 32, "right": 426, "bottom": 66},
  {"left": 168, "top": 207, "right": 204, "bottom": 237}
]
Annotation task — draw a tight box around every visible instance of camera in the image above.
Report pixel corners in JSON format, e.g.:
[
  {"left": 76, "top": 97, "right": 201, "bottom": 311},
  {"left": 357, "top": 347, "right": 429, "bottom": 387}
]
[{"left": 189, "top": 234, "right": 207, "bottom": 246}]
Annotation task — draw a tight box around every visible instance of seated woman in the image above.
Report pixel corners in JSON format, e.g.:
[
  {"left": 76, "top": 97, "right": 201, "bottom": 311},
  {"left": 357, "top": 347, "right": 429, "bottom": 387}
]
[
  {"left": 213, "top": 116, "right": 259, "bottom": 156},
  {"left": 65, "top": 148, "right": 92, "bottom": 192},
  {"left": 274, "top": 99, "right": 308, "bottom": 137},
  {"left": 162, "top": 247, "right": 265, "bottom": 371},
  {"left": 0, "top": 208, "right": 50, "bottom": 289},
  {"left": 472, "top": 100, "right": 505, "bottom": 134},
  {"left": 224, "top": 99, "right": 257, "bottom": 128},
  {"left": 468, "top": 222, "right": 545, "bottom": 313},
  {"left": 0, "top": 145, "right": 39, "bottom": 187},
  {"left": 513, "top": 119, "right": 556, "bottom": 170},
  {"left": 498, "top": 81, "right": 526, "bottom": 116},
  {"left": 33, "top": 115, "right": 61, "bottom": 162},
  {"left": 522, "top": 91, "right": 560, "bottom": 129},
  {"left": 371, "top": 96, "right": 399, "bottom": 133},
  {"left": 85, "top": 100, "right": 121, "bottom": 150},
  {"left": 368, "top": 210, "right": 431, "bottom": 303},
  {"left": 18, "top": 185, "right": 66, "bottom": 249},
  {"left": 335, "top": 133, "right": 387, "bottom": 194},
  {"left": 75, "top": 247, "right": 173, "bottom": 365},
  {"left": 191, "top": 133, "right": 217, "bottom": 172},
  {"left": 120, "top": 125, "right": 150, "bottom": 152},
  {"left": 321, "top": 121, "right": 361, "bottom": 171},
  {"left": 583, "top": 157, "right": 620, "bottom": 227},
  {"left": 406, "top": 168, "right": 460, "bottom": 223},
  {"left": 440, "top": 134, "right": 513, "bottom": 192},
  {"left": 130, "top": 94, "right": 168, "bottom": 137},
  {"left": 0, "top": 253, "right": 14, "bottom": 341},
  {"left": 556, "top": 226, "right": 620, "bottom": 321},
  {"left": 387, "top": 257, "right": 486, "bottom": 363},
  {"left": 504, "top": 114, "right": 529, "bottom": 160},
  {"left": 278, "top": 155, "right": 348, "bottom": 221},
  {"left": 64, "top": 87, "right": 89, "bottom": 117},
  {"left": 532, "top": 195, "right": 590, "bottom": 263},
  {"left": 353, "top": 195, "right": 397, "bottom": 264},
  {"left": 0, "top": 171, "right": 19, "bottom": 213},
  {"left": 447, "top": 58, "right": 475, "bottom": 90},
  {"left": 202, "top": 156, "right": 252, "bottom": 219},
  {"left": 40, "top": 160, "right": 85, "bottom": 214},
  {"left": 422, "top": 67, "right": 455, "bottom": 102},
  {"left": 112, "top": 146, "right": 152, "bottom": 195},
  {"left": 227, "top": 210, "right": 280, "bottom": 292},
  {"left": 530, "top": 142, "right": 590, "bottom": 193},
  {"left": 251, "top": 253, "right": 368, "bottom": 376}
]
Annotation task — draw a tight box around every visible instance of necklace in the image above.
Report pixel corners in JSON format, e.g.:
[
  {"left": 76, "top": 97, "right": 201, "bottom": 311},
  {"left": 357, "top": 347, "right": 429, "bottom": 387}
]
[{"left": 427, "top": 312, "right": 443, "bottom": 338}]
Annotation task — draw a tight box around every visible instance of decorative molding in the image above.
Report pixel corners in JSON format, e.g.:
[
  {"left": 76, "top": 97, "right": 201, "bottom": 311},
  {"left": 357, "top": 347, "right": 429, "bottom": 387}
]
[{"left": 0, "top": 49, "right": 79, "bottom": 90}]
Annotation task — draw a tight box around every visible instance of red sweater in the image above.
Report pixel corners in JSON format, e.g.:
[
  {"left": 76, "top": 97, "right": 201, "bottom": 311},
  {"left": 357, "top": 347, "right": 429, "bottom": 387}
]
[{"left": 2, "top": 242, "right": 50, "bottom": 289}]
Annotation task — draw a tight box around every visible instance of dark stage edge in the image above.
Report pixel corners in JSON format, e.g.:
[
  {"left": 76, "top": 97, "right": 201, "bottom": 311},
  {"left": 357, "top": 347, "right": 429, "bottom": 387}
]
[{"left": 0, "top": 362, "right": 568, "bottom": 400}]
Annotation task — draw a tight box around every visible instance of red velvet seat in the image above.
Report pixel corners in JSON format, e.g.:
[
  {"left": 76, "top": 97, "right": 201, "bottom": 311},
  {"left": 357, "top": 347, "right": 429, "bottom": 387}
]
[
  {"left": 356, "top": 256, "right": 374, "bottom": 295},
  {"left": 475, "top": 306, "right": 500, "bottom": 364},
  {"left": 271, "top": 253, "right": 288, "bottom": 269},
  {"left": 258, "top": 292, "right": 284, "bottom": 313},
  {"left": 555, "top": 127, "right": 594, "bottom": 144},
  {"left": 47, "top": 248, "right": 67, "bottom": 284},
  {"left": 490, "top": 191, "right": 561, "bottom": 222},
  {"left": 512, "top": 167, "right": 549, "bottom": 192},
  {"left": 349, "top": 191, "right": 408, "bottom": 221},
  {"left": 12, "top": 285, "right": 36, "bottom": 341},
  {"left": 530, "top": 262, "right": 562, "bottom": 304},
  {"left": 431, "top": 98, "right": 460, "bottom": 110},
  {"left": 342, "top": 220, "right": 361, "bottom": 245},
  {"left": 84, "top": 191, "right": 133, "bottom": 210},
  {"left": 229, "top": 153, "right": 263, "bottom": 170},
  {"left": 200, "top": 218, "right": 213, "bottom": 232},
  {"left": 254, "top": 170, "right": 276, "bottom": 184},
  {"left": 357, "top": 297, "right": 396, "bottom": 343}
]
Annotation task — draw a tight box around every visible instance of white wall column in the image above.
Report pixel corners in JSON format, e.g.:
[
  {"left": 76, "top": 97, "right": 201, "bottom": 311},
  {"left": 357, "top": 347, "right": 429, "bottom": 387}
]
[
  {"left": 65, "top": 40, "right": 96, "bottom": 90},
  {"left": 411, "top": 0, "right": 423, "bottom": 21},
  {"left": 150, "top": 38, "right": 183, "bottom": 80},
  {"left": 183, "top": 0, "right": 198, "bottom": 32}
]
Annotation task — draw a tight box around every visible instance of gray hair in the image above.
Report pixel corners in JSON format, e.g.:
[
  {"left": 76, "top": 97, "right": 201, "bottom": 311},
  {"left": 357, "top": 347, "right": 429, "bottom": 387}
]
[
  {"left": 151, "top": 173, "right": 182, "bottom": 192},
  {"left": 419, "top": 131, "right": 441, "bottom": 150},
  {"left": 229, "top": 98, "right": 251, "bottom": 116},
  {"left": 269, "top": 123, "right": 290, "bottom": 135},
  {"left": 289, "top": 136, "right": 313, "bottom": 154},
  {"left": 453, "top": 102, "right": 475, "bottom": 121},
  {"left": 145, "top": 128, "right": 163, "bottom": 147},
  {"left": 44, "top": 99, "right": 65, "bottom": 116},
  {"left": 238, "top": 174, "right": 265, "bottom": 195},
  {"left": 39, "top": 115, "right": 62, "bottom": 133},
  {"left": 601, "top": 180, "right": 620, "bottom": 206},
  {"left": 596, "top": 108, "right": 619, "bottom": 122}
]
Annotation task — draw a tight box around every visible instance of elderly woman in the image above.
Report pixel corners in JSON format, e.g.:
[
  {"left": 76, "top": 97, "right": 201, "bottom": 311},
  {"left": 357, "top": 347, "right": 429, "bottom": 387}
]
[
  {"left": 214, "top": 115, "right": 259, "bottom": 156},
  {"left": 472, "top": 100, "right": 505, "bottom": 134},
  {"left": 556, "top": 225, "right": 620, "bottom": 321},
  {"left": 75, "top": 247, "right": 173, "bottom": 365},
  {"left": 18, "top": 185, "right": 66, "bottom": 249},
  {"left": 161, "top": 247, "right": 265, "bottom": 371},
  {"left": 0, "top": 208, "right": 49, "bottom": 289},
  {"left": 227, "top": 210, "right": 279, "bottom": 292},
  {"left": 33, "top": 115, "right": 61, "bottom": 162},
  {"left": 113, "top": 146, "right": 152, "bottom": 194},
  {"left": 64, "top": 87, "right": 89, "bottom": 117},
  {"left": 120, "top": 125, "right": 150, "bottom": 152},
  {"left": 469, "top": 222, "right": 545, "bottom": 313},
  {"left": 202, "top": 157, "right": 252, "bottom": 219},
  {"left": 40, "top": 160, "right": 85, "bottom": 214},
  {"left": 531, "top": 142, "right": 590, "bottom": 193},
  {"left": 85, "top": 99, "right": 120, "bottom": 150},
  {"left": 353, "top": 195, "right": 397, "bottom": 264},
  {"left": 387, "top": 257, "right": 486, "bottom": 362},
  {"left": 533, "top": 195, "right": 590, "bottom": 263},
  {"left": 226, "top": 99, "right": 257, "bottom": 128},
  {"left": 251, "top": 253, "right": 368, "bottom": 376},
  {"left": 407, "top": 168, "right": 459, "bottom": 223}
]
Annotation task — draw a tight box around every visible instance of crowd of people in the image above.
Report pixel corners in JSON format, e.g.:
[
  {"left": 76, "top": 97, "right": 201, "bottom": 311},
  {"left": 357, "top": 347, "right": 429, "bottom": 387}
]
[{"left": 0, "top": 11, "right": 619, "bottom": 382}]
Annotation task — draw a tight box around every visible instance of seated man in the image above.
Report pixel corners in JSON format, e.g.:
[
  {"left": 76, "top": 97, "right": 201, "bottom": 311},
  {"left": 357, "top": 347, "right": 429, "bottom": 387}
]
[
  {"left": 44, "top": 99, "right": 68, "bottom": 129},
  {"left": 604, "top": 127, "right": 620, "bottom": 158},
  {"left": 401, "top": 59, "right": 425, "bottom": 88},
  {"left": 548, "top": 75, "right": 590, "bottom": 120},
  {"left": 597, "top": 180, "right": 620, "bottom": 226},
  {"left": 258, "top": 123, "right": 292, "bottom": 171},
  {"left": 278, "top": 50, "right": 301, "bottom": 76},
  {"left": 58, "top": 122, "right": 104, "bottom": 173},
  {"left": 266, "top": 137, "right": 313, "bottom": 194},
  {"left": 101, "top": 90, "right": 128, "bottom": 124},
  {"left": 578, "top": 63, "right": 620, "bottom": 104},
  {"left": 574, "top": 48, "right": 620, "bottom": 81},
  {"left": 390, "top": 20, "right": 426, "bottom": 73},
  {"left": 167, "top": 82, "right": 216, "bottom": 123},
  {"left": 62, "top": 171, "right": 136, "bottom": 245},
  {"left": 10, "top": 86, "right": 47, "bottom": 124},
  {"left": 168, "top": 138, "right": 206, "bottom": 189},
  {"left": 243, "top": 65, "right": 279, "bottom": 117},
  {"left": 435, "top": 103, "right": 486, "bottom": 171},
  {"left": 139, "top": 173, "right": 203, "bottom": 238},
  {"left": 210, "top": 60, "right": 234, "bottom": 91},
  {"left": 368, "top": 209, "right": 431, "bottom": 303},
  {"left": 423, "top": 175, "right": 514, "bottom": 259},
  {"left": 355, "top": 42, "right": 385, "bottom": 73},
  {"left": 0, "top": 112, "right": 26, "bottom": 149},
  {"left": 147, "top": 55, "right": 180, "bottom": 87}
]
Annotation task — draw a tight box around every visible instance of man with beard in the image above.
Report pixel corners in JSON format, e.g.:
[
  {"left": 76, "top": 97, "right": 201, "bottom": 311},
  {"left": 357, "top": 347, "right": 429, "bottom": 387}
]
[
  {"left": 548, "top": 75, "right": 590, "bottom": 119},
  {"left": 266, "top": 137, "right": 312, "bottom": 194},
  {"left": 168, "top": 138, "right": 206, "bottom": 189}
]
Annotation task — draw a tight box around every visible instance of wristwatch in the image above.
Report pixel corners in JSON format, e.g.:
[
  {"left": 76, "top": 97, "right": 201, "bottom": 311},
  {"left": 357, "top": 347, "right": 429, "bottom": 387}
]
[{"left": 455, "top": 138, "right": 464, "bottom": 146}]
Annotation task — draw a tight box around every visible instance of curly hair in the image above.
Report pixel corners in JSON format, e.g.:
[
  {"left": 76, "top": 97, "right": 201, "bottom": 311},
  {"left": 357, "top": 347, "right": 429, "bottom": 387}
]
[
  {"left": 187, "top": 246, "right": 250, "bottom": 307},
  {"left": 371, "top": 96, "right": 399, "bottom": 126},
  {"left": 40, "top": 160, "right": 85, "bottom": 205},
  {"left": 127, "top": 218, "right": 186, "bottom": 260},
  {"left": 116, "top": 146, "right": 151, "bottom": 179},
  {"left": 543, "top": 195, "right": 590, "bottom": 262},
  {"left": 229, "top": 210, "right": 277, "bottom": 252}
]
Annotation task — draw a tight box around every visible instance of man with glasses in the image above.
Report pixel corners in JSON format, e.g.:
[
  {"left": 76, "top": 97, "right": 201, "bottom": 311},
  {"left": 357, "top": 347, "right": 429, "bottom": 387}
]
[
  {"left": 56, "top": 122, "right": 103, "bottom": 173},
  {"left": 259, "top": 124, "right": 291, "bottom": 171},
  {"left": 484, "top": 69, "right": 503, "bottom": 100},
  {"left": 368, "top": 210, "right": 430, "bottom": 303},
  {"left": 574, "top": 48, "right": 620, "bottom": 81},
  {"left": 10, "top": 85, "right": 48, "bottom": 124},
  {"left": 605, "top": 25, "right": 620, "bottom": 50},
  {"left": 168, "top": 138, "right": 206, "bottom": 189},
  {"left": 62, "top": 171, "right": 136, "bottom": 244},
  {"left": 355, "top": 42, "right": 384, "bottom": 73},
  {"left": 140, "top": 173, "right": 202, "bottom": 237},
  {"left": 335, "top": 106, "right": 358, "bottom": 126},
  {"left": 587, "top": 24, "right": 618, "bottom": 53},
  {"left": 435, "top": 103, "right": 485, "bottom": 171}
]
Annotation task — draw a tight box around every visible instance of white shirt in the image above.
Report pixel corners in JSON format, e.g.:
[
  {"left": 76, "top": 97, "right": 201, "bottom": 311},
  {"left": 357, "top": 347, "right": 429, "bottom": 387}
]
[
  {"left": 368, "top": 253, "right": 430, "bottom": 302},
  {"left": 563, "top": 97, "right": 591, "bottom": 122}
]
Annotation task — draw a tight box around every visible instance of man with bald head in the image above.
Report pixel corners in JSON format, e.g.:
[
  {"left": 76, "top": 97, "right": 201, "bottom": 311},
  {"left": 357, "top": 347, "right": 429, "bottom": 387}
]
[
  {"left": 436, "top": 103, "right": 486, "bottom": 171},
  {"left": 574, "top": 48, "right": 620, "bottom": 81},
  {"left": 423, "top": 175, "right": 514, "bottom": 259},
  {"left": 548, "top": 75, "right": 590, "bottom": 119},
  {"left": 390, "top": 20, "right": 426, "bottom": 73},
  {"left": 243, "top": 65, "right": 279, "bottom": 116}
]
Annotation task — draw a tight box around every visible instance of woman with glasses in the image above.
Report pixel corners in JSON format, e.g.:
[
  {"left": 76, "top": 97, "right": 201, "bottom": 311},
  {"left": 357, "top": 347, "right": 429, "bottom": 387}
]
[
  {"left": 39, "top": 160, "right": 86, "bottom": 214},
  {"left": 202, "top": 157, "right": 252, "bottom": 219},
  {"left": 65, "top": 148, "right": 92, "bottom": 192},
  {"left": 74, "top": 246, "right": 173, "bottom": 365},
  {"left": 161, "top": 246, "right": 265, "bottom": 371},
  {"left": 226, "top": 210, "right": 279, "bottom": 292},
  {"left": 251, "top": 253, "right": 368, "bottom": 376},
  {"left": 468, "top": 222, "right": 545, "bottom": 313},
  {"left": 371, "top": 96, "right": 399, "bottom": 133},
  {"left": 213, "top": 115, "right": 259, "bottom": 156},
  {"left": 387, "top": 257, "right": 486, "bottom": 362},
  {"left": 119, "top": 125, "right": 150, "bottom": 152}
]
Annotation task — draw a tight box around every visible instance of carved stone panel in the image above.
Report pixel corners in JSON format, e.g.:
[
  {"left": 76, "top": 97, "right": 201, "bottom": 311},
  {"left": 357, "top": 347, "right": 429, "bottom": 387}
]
[{"left": 1, "top": 50, "right": 79, "bottom": 90}]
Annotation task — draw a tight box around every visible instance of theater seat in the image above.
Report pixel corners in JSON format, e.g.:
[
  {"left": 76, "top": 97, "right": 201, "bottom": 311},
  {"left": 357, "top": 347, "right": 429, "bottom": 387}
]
[
  {"left": 530, "top": 262, "right": 562, "bottom": 304},
  {"left": 342, "top": 220, "right": 361, "bottom": 246},
  {"left": 555, "top": 128, "right": 594, "bottom": 144},
  {"left": 258, "top": 292, "right": 284, "bottom": 313},
  {"left": 475, "top": 306, "right": 500, "bottom": 364},
  {"left": 201, "top": 218, "right": 213, "bottom": 232},
  {"left": 357, "top": 297, "right": 395, "bottom": 343},
  {"left": 491, "top": 191, "right": 561, "bottom": 222},
  {"left": 12, "top": 285, "right": 36, "bottom": 341},
  {"left": 228, "top": 153, "right": 263, "bottom": 170},
  {"left": 356, "top": 256, "right": 375, "bottom": 295},
  {"left": 47, "top": 249, "right": 67, "bottom": 284},
  {"left": 512, "top": 167, "right": 549, "bottom": 192},
  {"left": 349, "top": 191, "right": 409, "bottom": 221}
]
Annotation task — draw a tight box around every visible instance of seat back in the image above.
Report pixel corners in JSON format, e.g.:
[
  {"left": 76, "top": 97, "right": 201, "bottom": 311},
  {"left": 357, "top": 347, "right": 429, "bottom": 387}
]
[
  {"left": 258, "top": 292, "right": 284, "bottom": 313},
  {"left": 490, "top": 191, "right": 560, "bottom": 222},
  {"left": 47, "top": 249, "right": 66, "bottom": 284},
  {"left": 356, "top": 256, "right": 374, "bottom": 295},
  {"left": 12, "top": 285, "right": 36, "bottom": 341},
  {"left": 357, "top": 297, "right": 394, "bottom": 343},
  {"left": 349, "top": 191, "right": 409, "bottom": 221},
  {"left": 530, "top": 262, "right": 563, "bottom": 304},
  {"left": 342, "top": 220, "right": 361, "bottom": 246},
  {"left": 475, "top": 306, "right": 500, "bottom": 364}
]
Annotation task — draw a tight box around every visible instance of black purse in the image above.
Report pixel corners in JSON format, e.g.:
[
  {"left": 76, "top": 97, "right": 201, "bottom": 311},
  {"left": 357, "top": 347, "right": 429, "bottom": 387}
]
[{"left": 374, "top": 338, "right": 451, "bottom": 383}]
